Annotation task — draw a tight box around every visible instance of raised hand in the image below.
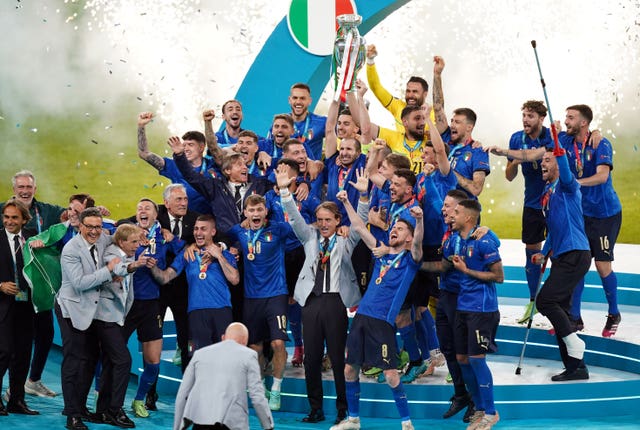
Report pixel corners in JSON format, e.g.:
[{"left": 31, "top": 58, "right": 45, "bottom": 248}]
[
  {"left": 348, "top": 167, "right": 370, "bottom": 194},
  {"left": 275, "top": 163, "right": 294, "bottom": 189},
  {"left": 202, "top": 109, "right": 215, "bottom": 122},
  {"left": 433, "top": 56, "right": 445, "bottom": 75},
  {"left": 366, "top": 44, "right": 378, "bottom": 60},
  {"left": 138, "top": 112, "right": 154, "bottom": 127},
  {"left": 409, "top": 206, "right": 423, "bottom": 221},
  {"left": 167, "top": 136, "right": 185, "bottom": 155}
]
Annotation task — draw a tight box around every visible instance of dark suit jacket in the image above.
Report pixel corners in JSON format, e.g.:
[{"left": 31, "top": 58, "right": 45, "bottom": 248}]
[
  {"left": 0, "top": 228, "right": 34, "bottom": 320},
  {"left": 174, "top": 152, "right": 272, "bottom": 233}
]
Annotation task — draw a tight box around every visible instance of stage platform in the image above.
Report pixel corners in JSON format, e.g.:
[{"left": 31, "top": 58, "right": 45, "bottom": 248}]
[{"left": 52, "top": 240, "right": 640, "bottom": 422}]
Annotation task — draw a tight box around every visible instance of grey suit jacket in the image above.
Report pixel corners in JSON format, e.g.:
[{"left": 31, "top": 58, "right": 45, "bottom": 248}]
[
  {"left": 282, "top": 194, "right": 365, "bottom": 308},
  {"left": 56, "top": 233, "right": 113, "bottom": 331},
  {"left": 94, "top": 244, "right": 134, "bottom": 326},
  {"left": 174, "top": 339, "right": 273, "bottom": 430}
]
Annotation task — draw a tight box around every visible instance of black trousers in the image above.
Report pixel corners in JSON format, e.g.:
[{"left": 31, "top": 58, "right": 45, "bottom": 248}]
[
  {"left": 0, "top": 301, "right": 34, "bottom": 404},
  {"left": 94, "top": 320, "right": 132, "bottom": 414},
  {"left": 302, "top": 293, "right": 348, "bottom": 412},
  {"left": 536, "top": 250, "right": 591, "bottom": 338},
  {"left": 55, "top": 302, "right": 99, "bottom": 417},
  {"left": 29, "top": 309, "right": 54, "bottom": 382},
  {"left": 158, "top": 275, "right": 190, "bottom": 372},
  {"left": 436, "top": 289, "right": 467, "bottom": 398}
]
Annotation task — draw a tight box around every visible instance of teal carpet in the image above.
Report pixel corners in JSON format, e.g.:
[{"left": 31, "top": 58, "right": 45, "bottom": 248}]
[{"left": 2, "top": 347, "right": 638, "bottom": 429}]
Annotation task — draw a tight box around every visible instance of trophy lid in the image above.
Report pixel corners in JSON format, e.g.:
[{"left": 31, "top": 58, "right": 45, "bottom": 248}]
[{"left": 336, "top": 14, "right": 362, "bottom": 27}]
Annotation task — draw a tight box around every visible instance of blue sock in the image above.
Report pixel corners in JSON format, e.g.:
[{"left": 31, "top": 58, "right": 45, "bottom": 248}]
[
  {"left": 420, "top": 309, "right": 440, "bottom": 351},
  {"left": 570, "top": 278, "right": 585, "bottom": 320},
  {"left": 399, "top": 324, "right": 421, "bottom": 362},
  {"left": 288, "top": 302, "right": 303, "bottom": 347},
  {"left": 601, "top": 272, "right": 619, "bottom": 315},
  {"left": 345, "top": 380, "right": 360, "bottom": 418},
  {"left": 390, "top": 382, "right": 411, "bottom": 421},
  {"left": 469, "top": 357, "right": 495, "bottom": 415},
  {"left": 525, "top": 249, "right": 542, "bottom": 299},
  {"left": 135, "top": 362, "right": 160, "bottom": 401},
  {"left": 460, "top": 362, "right": 481, "bottom": 410},
  {"left": 415, "top": 316, "right": 430, "bottom": 360}
]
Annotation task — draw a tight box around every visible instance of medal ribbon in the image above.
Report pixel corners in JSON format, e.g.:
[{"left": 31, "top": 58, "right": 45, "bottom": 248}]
[
  {"left": 246, "top": 226, "right": 264, "bottom": 256},
  {"left": 402, "top": 137, "right": 422, "bottom": 159},
  {"left": 541, "top": 178, "right": 559, "bottom": 215},
  {"left": 195, "top": 250, "right": 209, "bottom": 277},
  {"left": 337, "top": 166, "right": 352, "bottom": 191},
  {"left": 572, "top": 132, "right": 590, "bottom": 178},
  {"left": 318, "top": 234, "right": 337, "bottom": 266},
  {"left": 295, "top": 115, "right": 311, "bottom": 143},
  {"left": 377, "top": 250, "right": 407, "bottom": 282}
]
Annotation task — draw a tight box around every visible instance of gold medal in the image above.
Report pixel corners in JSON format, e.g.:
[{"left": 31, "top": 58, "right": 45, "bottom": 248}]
[
  {"left": 247, "top": 253, "right": 255, "bottom": 261},
  {"left": 198, "top": 272, "right": 207, "bottom": 280},
  {"left": 375, "top": 277, "right": 382, "bottom": 285}
]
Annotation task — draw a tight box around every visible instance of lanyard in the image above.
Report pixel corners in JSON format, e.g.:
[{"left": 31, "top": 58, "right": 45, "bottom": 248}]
[
  {"left": 447, "top": 139, "right": 473, "bottom": 162},
  {"left": 34, "top": 206, "right": 42, "bottom": 234},
  {"left": 388, "top": 197, "right": 416, "bottom": 226},
  {"left": 376, "top": 250, "right": 406, "bottom": 284},
  {"left": 521, "top": 131, "right": 539, "bottom": 169}
]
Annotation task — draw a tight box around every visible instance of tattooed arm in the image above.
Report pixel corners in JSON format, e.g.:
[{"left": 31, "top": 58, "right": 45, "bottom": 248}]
[{"left": 137, "top": 112, "right": 166, "bottom": 171}]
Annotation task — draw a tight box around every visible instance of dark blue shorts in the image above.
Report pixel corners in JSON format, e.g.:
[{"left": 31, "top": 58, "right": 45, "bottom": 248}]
[
  {"left": 123, "top": 299, "right": 163, "bottom": 343},
  {"left": 454, "top": 310, "right": 500, "bottom": 356},
  {"left": 522, "top": 207, "right": 546, "bottom": 245},
  {"left": 584, "top": 212, "right": 621, "bottom": 262},
  {"left": 188, "top": 307, "right": 233, "bottom": 354},
  {"left": 243, "top": 294, "right": 289, "bottom": 345},
  {"left": 402, "top": 245, "right": 441, "bottom": 310},
  {"left": 346, "top": 314, "right": 398, "bottom": 370}
]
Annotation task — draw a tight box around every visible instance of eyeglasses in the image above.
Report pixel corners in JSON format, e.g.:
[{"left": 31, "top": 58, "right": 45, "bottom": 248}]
[{"left": 82, "top": 223, "right": 103, "bottom": 231}]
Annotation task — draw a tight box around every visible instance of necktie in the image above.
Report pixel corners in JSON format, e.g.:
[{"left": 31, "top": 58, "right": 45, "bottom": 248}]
[
  {"left": 234, "top": 185, "right": 243, "bottom": 214},
  {"left": 90, "top": 245, "right": 98, "bottom": 267},
  {"left": 312, "top": 238, "right": 330, "bottom": 296},
  {"left": 14, "top": 235, "right": 25, "bottom": 296},
  {"left": 172, "top": 217, "right": 181, "bottom": 237}
]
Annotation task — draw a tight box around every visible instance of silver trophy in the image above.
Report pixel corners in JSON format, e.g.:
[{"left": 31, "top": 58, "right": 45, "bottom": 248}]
[{"left": 333, "top": 14, "right": 366, "bottom": 101}]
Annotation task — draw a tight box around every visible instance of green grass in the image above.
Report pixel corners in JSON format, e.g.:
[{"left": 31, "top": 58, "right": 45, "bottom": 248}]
[{"left": 1, "top": 106, "right": 638, "bottom": 243}]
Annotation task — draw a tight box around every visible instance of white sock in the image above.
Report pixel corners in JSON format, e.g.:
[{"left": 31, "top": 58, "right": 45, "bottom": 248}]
[
  {"left": 271, "top": 377, "right": 283, "bottom": 392},
  {"left": 563, "top": 332, "right": 585, "bottom": 359}
]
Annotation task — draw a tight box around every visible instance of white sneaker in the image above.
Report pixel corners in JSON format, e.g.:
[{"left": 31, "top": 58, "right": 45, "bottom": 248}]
[
  {"left": 401, "top": 420, "right": 415, "bottom": 430},
  {"left": 25, "top": 379, "right": 57, "bottom": 397},
  {"left": 475, "top": 411, "right": 500, "bottom": 430},
  {"left": 430, "top": 348, "right": 446, "bottom": 367},
  {"left": 330, "top": 416, "right": 361, "bottom": 430},
  {"left": 466, "top": 410, "right": 486, "bottom": 430}
]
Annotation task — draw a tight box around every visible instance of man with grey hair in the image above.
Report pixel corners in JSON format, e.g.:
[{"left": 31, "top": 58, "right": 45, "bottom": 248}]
[
  {"left": 1, "top": 170, "right": 65, "bottom": 400},
  {"left": 174, "top": 322, "right": 274, "bottom": 430}
]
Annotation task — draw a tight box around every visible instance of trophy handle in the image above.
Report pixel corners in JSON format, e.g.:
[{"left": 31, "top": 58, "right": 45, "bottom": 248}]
[{"left": 334, "top": 31, "right": 354, "bottom": 102}]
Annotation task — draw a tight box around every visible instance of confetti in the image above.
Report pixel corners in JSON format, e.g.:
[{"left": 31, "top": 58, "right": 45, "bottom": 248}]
[
  {"left": 91, "top": 139, "right": 98, "bottom": 144},
  {"left": 30, "top": 128, "right": 38, "bottom": 133}
]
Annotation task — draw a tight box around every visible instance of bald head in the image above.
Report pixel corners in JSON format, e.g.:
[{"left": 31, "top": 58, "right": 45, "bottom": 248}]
[{"left": 222, "top": 322, "right": 249, "bottom": 345}]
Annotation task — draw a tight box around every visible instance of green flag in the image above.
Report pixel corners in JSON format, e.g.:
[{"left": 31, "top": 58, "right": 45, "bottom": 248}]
[{"left": 23, "top": 222, "right": 69, "bottom": 313}]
